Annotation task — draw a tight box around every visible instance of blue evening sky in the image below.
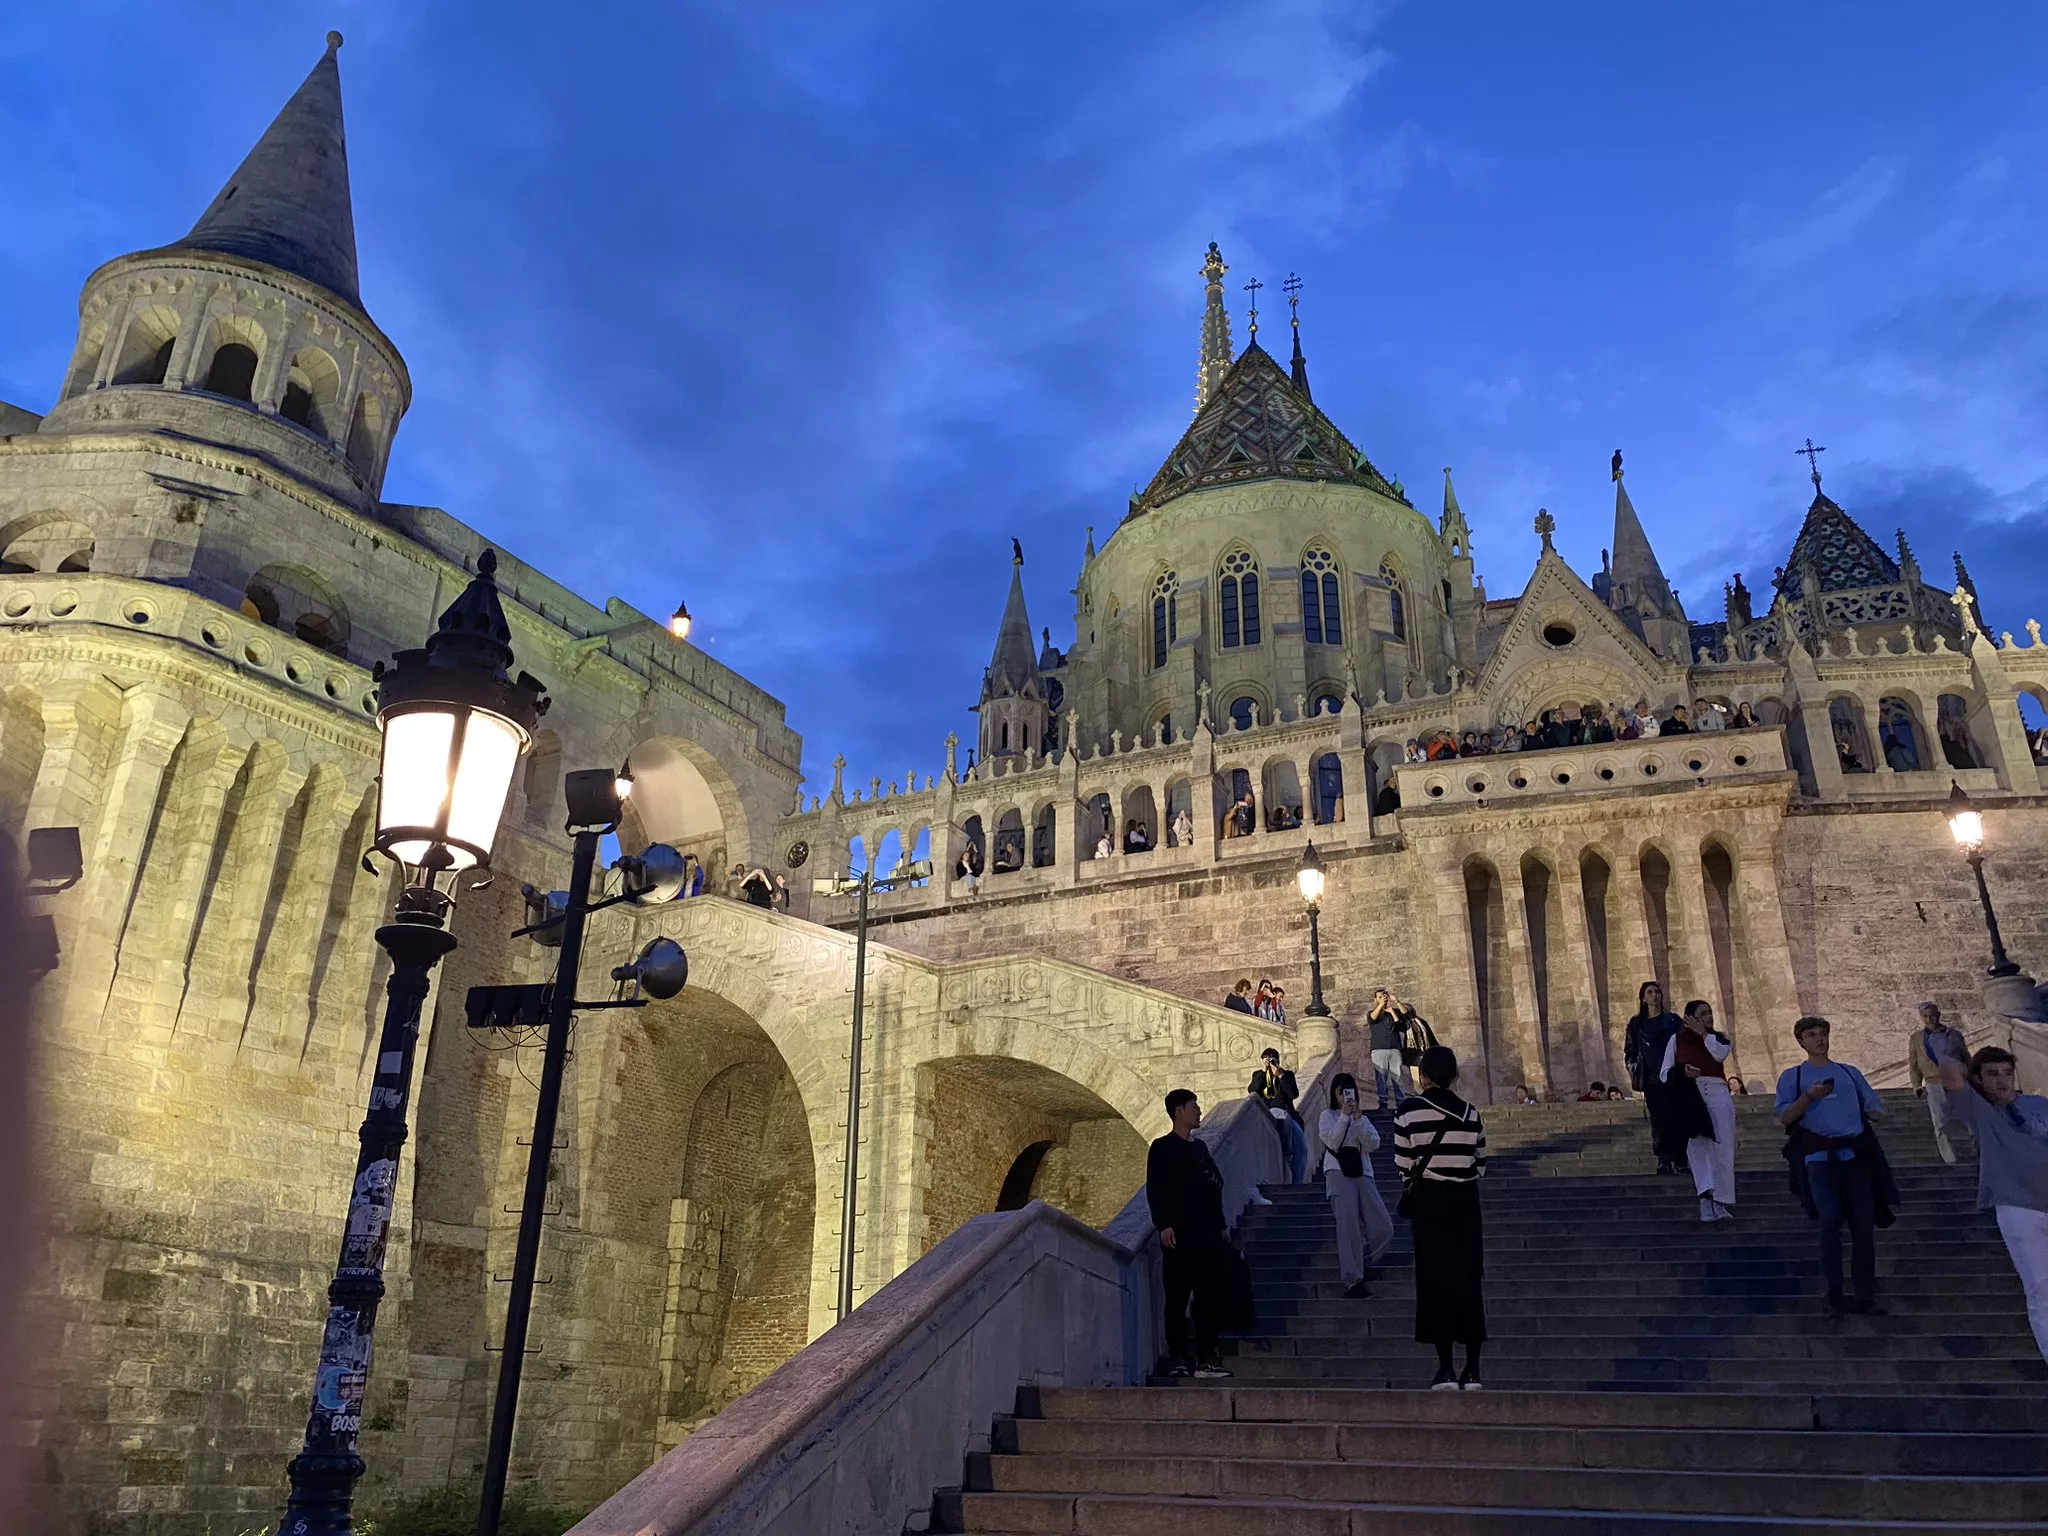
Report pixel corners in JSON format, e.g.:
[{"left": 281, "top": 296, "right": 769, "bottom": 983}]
[{"left": 5, "top": 2, "right": 2048, "bottom": 790}]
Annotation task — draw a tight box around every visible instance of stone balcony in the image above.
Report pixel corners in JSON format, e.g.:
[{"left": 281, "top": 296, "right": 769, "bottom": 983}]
[{"left": 1395, "top": 727, "right": 1790, "bottom": 811}]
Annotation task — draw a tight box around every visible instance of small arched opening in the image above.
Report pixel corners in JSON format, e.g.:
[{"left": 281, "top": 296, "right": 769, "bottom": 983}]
[
  {"left": 1936, "top": 693, "right": 1983, "bottom": 771},
  {"left": 1083, "top": 793, "right": 1113, "bottom": 858},
  {"left": 955, "top": 816, "right": 985, "bottom": 879},
  {"left": 1462, "top": 855, "right": 1507, "bottom": 1098},
  {"left": 1638, "top": 846, "right": 1675, "bottom": 997},
  {"left": 241, "top": 564, "right": 351, "bottom": 656},
  {"left": 1216, "top": 767, "right": 1255, "bottom": 838},
  {"left": 1227, "top": 694, "right": 1259, "bottom": 733},
  {"left": 1120, "top": 785, "right": 1158, "bottom": 851},
  {"left": 1877, "top": 696, "right": 1925, "bottom": 772},
  {"left": 64, "top": 321, "right": 108, "bottom": 399},
  {"left": 623, "top": 735, "right": 738, "bottom": 879},
  {"left": 0, "top": 515, "right": 94, "bottom": 575},
  {"left": 346, "top": 392, "right": 385, "bottom": 479},
  {"left": 110, "top": 304, "right": 181, "bottom": 387},
  {"left": 2018, "top": 687, "right": 2048, "bottom": 765},
  {"left": 872, "top": 828, "right": 905, "bottom": 881},
  {"left": 1578, "top": 848, "right": 1615, "bottom": 1059},
  {"left": 1162, "top": 777, "right": 1193, "bottom": 845},
  {"left": 1700, "top": 840, "right": 1740, "bottom": 1039},
  {"left": 991, "top": 809, "right": 1026, "bottom": 873},
  {"left": 1311, "top": 752, "right": 1345, "bottom": 824},
  {"left": 1030, "top": 802, "right": 1057, "bottom": 867},
  {"left": 279, "top": 347, "right": 343, "bottom": 438},
  {"left": 1261, "top": 759, "right": 1303, "bottom": 830},
  {"left": 202, "top": 341, "right": 261, "bottom": 402},
  {"left": 1827, "top": 697, "right": 1873, "bottom": 774}
]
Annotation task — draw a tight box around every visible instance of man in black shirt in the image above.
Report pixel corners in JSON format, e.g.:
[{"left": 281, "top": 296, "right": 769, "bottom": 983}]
[{"left": 1146, "top": 1089, "right": 1232, "bottom": 1378}]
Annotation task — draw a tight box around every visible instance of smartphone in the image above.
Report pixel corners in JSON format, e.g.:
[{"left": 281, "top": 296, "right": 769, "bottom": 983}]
[{"left": 1341, "top": 1088, "right": 1358, "bottom": 1108}]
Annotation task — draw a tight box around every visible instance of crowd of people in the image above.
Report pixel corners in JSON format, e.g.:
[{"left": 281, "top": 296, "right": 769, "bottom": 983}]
[
  {"left": 1146, "top": 982, "right": 2048, "bottom": 1384},
  {"left": 1404, "top": 698, "right": 1749, "bottom": 763}
]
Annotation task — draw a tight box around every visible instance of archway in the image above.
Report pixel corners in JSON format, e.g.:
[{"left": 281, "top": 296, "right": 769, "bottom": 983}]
[
  {"left": 915, "top": 1056, "right": 1149, "bottom": 1249},
  {"left": 1878, "top": 696, "right": 1925, "bottom": 772},
  {"left": 612, "top": 986, "right": 818, "bottom": 1440},
  {"left": 1120, "top": 785, "right": 1158, "bottom": 850},
  {"left": 624, "top": 736, "right": 738, "bottom": 876}
]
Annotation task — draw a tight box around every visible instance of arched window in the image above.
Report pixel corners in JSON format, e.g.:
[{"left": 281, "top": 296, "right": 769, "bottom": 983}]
[
  {"left": 999, "top": 721, "right": 1010, "bottom": 752},
  {"left": 241, "top": 564, "right": 351, "bottom": 656},
  {"left": 203, "top": 343, "right": 259, "bottom": 402},
  {"left": 110, "top": 304, "right": 181, "bottom": 387},
  {"left": 1151, "top": 569, "right": 1178, "bottom": 669},
  {"left": 279, "top": 347, "right": 343, "bottom": 438},
  {"left": 1380, "top": 560, "right": 1406, "bottom": 642},
  {"left": 1937, "top": 694, "right": 1980, "bottom": 770},
  {"left": 1300, "top": 546, "right": 1341, "bottom": 645},
  {"left": 1220, "top": 549, "right": 1261, "bottom": 648},
  {"left": 346, "top": 393, "right": 384, "bottom": 479},
  {"left": 0, "top": 515, "right": 94, "bottom": 575},
  {"left": 1228, "top": 695, "right": 1258, "bottom": 732},
  {"left": 1155, "top": 713, "right": 1174, "bottom": 745},
  {"left": 1310, "top": 692, "right": 1341, "bottom": 716}
]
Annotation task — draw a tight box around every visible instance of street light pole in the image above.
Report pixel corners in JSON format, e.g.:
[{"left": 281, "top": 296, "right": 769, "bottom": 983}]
[
  {"left": 839, "top": 869, "right": 871, "bottom": 1321},
  {"left": 282, "top": 551, "right": 544, "bottom": 1536},
  {"left": 473, "top": 822, "right": 599, "bottom": 1536},
  {"left": 1964, "top": 848, "right": 2020, "bottom": 978},
  {"left": 1304, "top": 901, "right": 1331, "bottom": 1019},
  {"left": 1944, "top": 781, "right": 2044, "bottom": 1023}
]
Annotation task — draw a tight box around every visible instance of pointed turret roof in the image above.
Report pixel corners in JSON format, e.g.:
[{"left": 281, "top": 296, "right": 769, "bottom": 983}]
[
  {"left": 980, "top": 551, "right": 1040, "bottom": 703},
  {"left": 173, "top": 33, "right": 362, "bottom": 309},
  {"left": 1773, "top": 486, "right": 1899, "bottom": 600},
  {"left": 1194, "top": 243, "right": 1233, "bottom": 415},
  {"left": 1607, "top": 468, "right": 1684, "bottom": 621},
  {"left": 1132, "top": 341, "right": 1399, "bottom": 517}
]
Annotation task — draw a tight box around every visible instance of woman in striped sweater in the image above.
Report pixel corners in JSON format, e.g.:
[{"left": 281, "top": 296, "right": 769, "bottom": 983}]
[{"left": 1393, "top": 1045, "right": 1488, "bottom": 1390}]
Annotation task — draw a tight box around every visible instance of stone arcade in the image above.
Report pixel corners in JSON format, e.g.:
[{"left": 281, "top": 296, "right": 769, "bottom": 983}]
[{"left": 4, "top": 37, "right": 2047, "bottom": 1536}]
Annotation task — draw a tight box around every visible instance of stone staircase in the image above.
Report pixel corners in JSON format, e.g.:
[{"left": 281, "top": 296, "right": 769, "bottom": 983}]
[{"left": 935, "top": 1091, "right": 2048, "bottom": 1533}]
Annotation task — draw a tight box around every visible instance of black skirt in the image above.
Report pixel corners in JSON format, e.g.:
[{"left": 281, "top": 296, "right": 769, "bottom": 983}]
[{"left": 1406, "top": 1179, "right": 1486, "bottom": 1346}]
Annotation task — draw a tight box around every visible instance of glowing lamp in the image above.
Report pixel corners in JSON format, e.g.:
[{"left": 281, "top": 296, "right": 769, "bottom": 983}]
[
  {"left": 1297, "top": 840, "right": 1326, "bottom": 907},
  {"left": 1947, "top": 782, "right": 1984, "bottom": 854}
]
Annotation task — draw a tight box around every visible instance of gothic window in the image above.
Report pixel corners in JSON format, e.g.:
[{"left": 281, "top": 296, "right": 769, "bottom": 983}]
[
  {"left": 999, "top": 721, "right": 1010, "bottom": 752},
  {"left": 1220, "top": 549, "right": 1261, "bottom": 648},
  {"left": 1156, "top": 713, "right": 1174, "bottom": 744},
  {"left": 1380, "top": 560, "right": 1406, "bottom": 642},
  {"left": 1228, "top": 695, "right": 1258, "bottom": 732},
  {"left": 1151, "top": 569, "right": 1178, "bottom": 669},
  {"left": 1442, "top": 579, "right": 1454, "bottom": 613},
  {"left": 1300, "top": 546, "right": 1341, "bottom": 645}
]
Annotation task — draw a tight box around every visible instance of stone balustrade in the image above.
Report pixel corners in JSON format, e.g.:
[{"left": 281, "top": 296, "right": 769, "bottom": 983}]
[
  {"left": 1397, "top": 727, "right": 1789, "bottom": 810},
  {"left": 0, "top": 571, "right": 380, "bottom": 722}
]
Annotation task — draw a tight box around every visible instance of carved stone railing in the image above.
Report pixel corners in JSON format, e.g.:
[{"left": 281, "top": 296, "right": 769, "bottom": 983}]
[
  {"left": 0, "top": 572, "right": 380, "bottom": 725},
  {"left": 1395, "top": 726, "right": 1788, "bottom": 810},
  {"left": 565, "top": 1079, "right": 1308, "bottom": 1536}
]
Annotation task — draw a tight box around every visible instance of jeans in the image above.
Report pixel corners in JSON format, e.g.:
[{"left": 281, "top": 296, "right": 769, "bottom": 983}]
[
  {"left": 1808, "top": 1154, "right": 1877, "bottom": 1303},
  {"left": 1996, "top": 1205, "right": 2048, "bottom": 1362},
  {"left": 1371, "top": 1048, "right": 1408, "bottom": 1107},
  {"left": 1268, "top": 1112, "right": 1307, "bottom": 1182},
  {"left": 1161, "top": 1239, "right": 1223, "bottom": 1363}
]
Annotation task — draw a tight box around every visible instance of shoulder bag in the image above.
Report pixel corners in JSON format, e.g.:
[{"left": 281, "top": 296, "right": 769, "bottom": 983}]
[{"left": 1332, "top": 1115, "right": 1365, "bottom": 1179}]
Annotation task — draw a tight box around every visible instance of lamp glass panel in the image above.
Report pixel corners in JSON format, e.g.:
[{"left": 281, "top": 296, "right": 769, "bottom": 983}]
[
  {"left": 444, "top": 710, "right": 524, "bottom": 867},
  {"left": 1297, "top": 866, "right": 1326, "bottom": 904},
  {"left": 379, "top": 708, "right": 457, "bottom": 865},
  {"left": 1949, "top": 809, "right": 1984, "bottom": 850}
]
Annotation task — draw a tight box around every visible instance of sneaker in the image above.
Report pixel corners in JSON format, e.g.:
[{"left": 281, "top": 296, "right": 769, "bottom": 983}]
[
  {"left": 1165, "top": 1357, "right": 1193, "bottom": 1378},
  {"left": 1192, "top": 1360, "right": 1233, "bottom": 1379},
  {"left": 1342, "top": 1279, "right": 1372, "bottom": 1299},
  {"left": 1698, "top": 1194, "right": 1718, "bottom": 1223},
  {"left": 1458, "top": 1370, "right": 1484, "bottom": 1391},
  {"left": 1249, "top": 1191, "right": 1274, "bottom": 1207},
  {"left": 1712, "top": 1201, "right": 1736, "bottom": 1221},
  {"left": 1429, "top": 1367, "right": 1459, "bottom": 1391}
]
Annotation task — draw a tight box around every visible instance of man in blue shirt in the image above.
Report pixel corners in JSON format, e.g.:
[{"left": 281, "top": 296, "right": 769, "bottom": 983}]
[
  {"left": 1776, "top": 1016, "right": 1886, "bottom": 1314},
  {"left": 1936, "top": 1045, "right": 2048, "bottom": 1361}
]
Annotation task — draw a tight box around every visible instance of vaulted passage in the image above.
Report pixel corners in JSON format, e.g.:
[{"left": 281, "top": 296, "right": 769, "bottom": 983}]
[{"left": 916, "top": 1057, "right": 1147, "bottom": 1252}]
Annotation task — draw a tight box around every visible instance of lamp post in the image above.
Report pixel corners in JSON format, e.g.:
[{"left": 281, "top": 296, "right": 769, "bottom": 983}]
[
  {"left": 1945, "top": 783, "right": 2045, "bottom": 1021},
  {"left": 814, "top": 858, "right": 932, "bottom": 1319},
  {"left": 281, "top": 550, "right": 545, "bottom": 1536},
  {"left": 1296, "top": 842, "right": 1337, "bottom": 1060}
]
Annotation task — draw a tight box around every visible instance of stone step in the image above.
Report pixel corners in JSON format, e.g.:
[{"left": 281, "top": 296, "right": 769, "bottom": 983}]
[
  {"left": 1202, "top": 1354, "right": 2047, "bottom": 1388},
  {"left": 1221, "top": 1326, "right": 2040, "bottom": 1359},
  {"left": 962, "top": 1451, "right": 2048, "bottom": 1523},
  {"left": 1244, "top": 1236, "right": 2006, "bottom": 1260},
  {"left": 1005, "top": 1417, "right": 2048, "bottom": 1476},
  {"left": 1249, "top": 1309, "right": 2032, "bottom": 1337},
  {"left": 1030, "top": 1386, "right": 2048, "bottom": 1435},
  {"left": 1250, "top": 1277, "right": 2023, "bottom": 1302}
]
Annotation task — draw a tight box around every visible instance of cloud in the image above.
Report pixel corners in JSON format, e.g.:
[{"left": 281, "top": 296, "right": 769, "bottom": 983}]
[{"left": 1735, "top": 155, "right": 1902, "bottom": 274}]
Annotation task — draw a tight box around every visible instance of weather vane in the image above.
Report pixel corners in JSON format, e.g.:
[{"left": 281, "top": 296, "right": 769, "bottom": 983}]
[
  {"left": 1244, "top": 275, "right": 1263, "bottom": 338},
  {"left": 1796, "top": 437, "right": 1827, "bottom": 487}
]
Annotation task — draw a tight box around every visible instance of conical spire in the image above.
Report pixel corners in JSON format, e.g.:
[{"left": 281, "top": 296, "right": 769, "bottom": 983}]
[
  {"left": 1607, "top": 456, "right": 1684, "bottom": 621},
  {"left": 175, "top": 32, "right": 362, "bottom": 309},
  {"left": 1284, "top": 272, "right": 1311, "bottom": 399},
  {"left": 1194, "top": 242, "right": 1233, "bottom": 416},
  {"left": 1440, "top": 466, "right": 1471, "bottom": 554},
  {"left": 982, "top": 543, "right": 1040, "bottom": 701}
]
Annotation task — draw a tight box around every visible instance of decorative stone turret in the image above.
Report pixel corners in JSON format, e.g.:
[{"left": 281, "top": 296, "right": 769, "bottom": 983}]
[
  {"left": 40, "top": 32, "right": 409, "bottom": 507},
  {"left": 974, "top": 542, "right": 1050, "bottom": 764}
]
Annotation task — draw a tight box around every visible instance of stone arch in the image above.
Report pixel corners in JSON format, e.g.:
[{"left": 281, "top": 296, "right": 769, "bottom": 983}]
[
  {"left": 110, "top": 303, "right": 180, "bottom": 386},
  {"left": 1936, "top": 691, "right": 1986, "bottom": 770},
  {"left": 1029, "top": 800, "right": 1056, "bottom": 867},
  {"left": 1119, "top": 784, "right": 1157, "bottom": 848},
  {"left": 1161, "top": 776, "right": 1193, "bottom": 842},
  {"left": 0, "top": 513, "right": 95, "bottom": 574},
  {"left": 1494, "top": 656, "right": 1643, "bottom": 734},
  {"left": 622, "top": 733, "right": 753, "bottom": 875},
  {"left": 1260, "top": 756, "right": 1303, "bottom": 828},
  {"left": 1637, "top": 841, "right": 1676, "bottom": 996},
  {"left": 345, "top": 391, "right": 385, "bottom": 479},
  {"left": 65, "top": 319, "right": 109, "bottom": 398},
  {"left": 1311, "top": 751, "right": 1345, "bottom": 824},
  {"left": 1698, "top": 835, "right": 1740, "bottom": 1037},
  {"left": 241, "top": 563, "right": 350, "bottom": 654},
  {"left": 279, "top": 345, "right": 344, "bottom": 438},
  {"left": 199, "top": 313, "right": 267, "bottom": 401},
  {"left": 1877, "top": 693, "right": 1927, "bottom": 772},
  {"left": 1461, "top": 853, "right": 1509, "bottom": 1098},
  {"left": 597, "top": 982, "right": 818, "bottom": 1444},
  {"left": 2017, "top": 685, "right": 2048, "bottom": 763},
  {"left": 1827, "top": 694, "right": 1874, "bottom": 773},
  {"left": 1223, "top": 687, "right": 1268, "bottom": 734},
  {"left": 914, "top": 1055, "right": 1150, "bottom": 1251},
  {"left": 989, "top": 809, "right": 1024, "bottom": 872},
  {"left": 1576, "top": 844, "right": 1616, "bottom": 1059},
  {"left": 1082, "top": 792, "right": 1112, "bottom": 856},
  {"left": 872, "top": 827, "right": 905, "bottom": 879}
]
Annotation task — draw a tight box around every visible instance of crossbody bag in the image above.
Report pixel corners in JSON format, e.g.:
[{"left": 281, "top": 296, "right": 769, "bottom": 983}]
[{"left": 1396, "top": 1102, "right": 1468, "bottom": 1218}]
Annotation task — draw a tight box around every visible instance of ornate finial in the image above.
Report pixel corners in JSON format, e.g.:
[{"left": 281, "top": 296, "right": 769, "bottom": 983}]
[
  {"left": 2028, "top": 618, "right": 2043, "bottom": 648},
  {"left": 1011, "top": 537, "right": 1024, "bottom": 567},
  {"left": 1282, "top": 273, "right": 1311, "bottom": 397},
  {"left": 1533, "top": 508, "right": 1556, "bottom": 551},
  {"left": 1343, "top": 651, "right": 1361, "bottom": 703},
  {"left": 326, "top": 29, "right": 344, "bottom": 50},
  {"left": 1952, "top": 583, "right": 1980, "bottom": 633},
  {"left": 1243, "top": 275, "right": 1263, "bottom": 339},
  {"left": 1283, "top": 272, "right": 1303, "bottom": 322},
  {"left": 1796, "top": 437, "right": 1827, "bottom": 488},
  {"left": 1084, "top": 525, "right": 1096, "bottom": 561},
  {"left": 1195, "top": 242, "right": 1232, "bottom": 415},
  {"left": 1611, "top": 449, "right": 1623, "bottom": 482},
  {"left": 830, "top": 754, "right": 846, "bottom": 801}
]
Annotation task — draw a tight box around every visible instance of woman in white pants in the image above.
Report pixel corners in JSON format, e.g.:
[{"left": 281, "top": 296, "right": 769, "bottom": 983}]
[
  {"left": 1319, "top": 1073, "right": 1394, "bottom": 1298},
  {"left": 1663, "top": 1000, "right": 1736, "bottom": 1220}
]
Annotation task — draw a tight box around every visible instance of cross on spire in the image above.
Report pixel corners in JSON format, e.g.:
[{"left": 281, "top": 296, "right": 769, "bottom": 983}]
[
  {"left": 1796, "top": 437, "right": 1827, "bottom": 488},
  {"left": 1282, "top": 272, "right": 1302, "bottom": 326},
  {"left": 1243, "top": 276, "right": 1263, "bottom": 337}
]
